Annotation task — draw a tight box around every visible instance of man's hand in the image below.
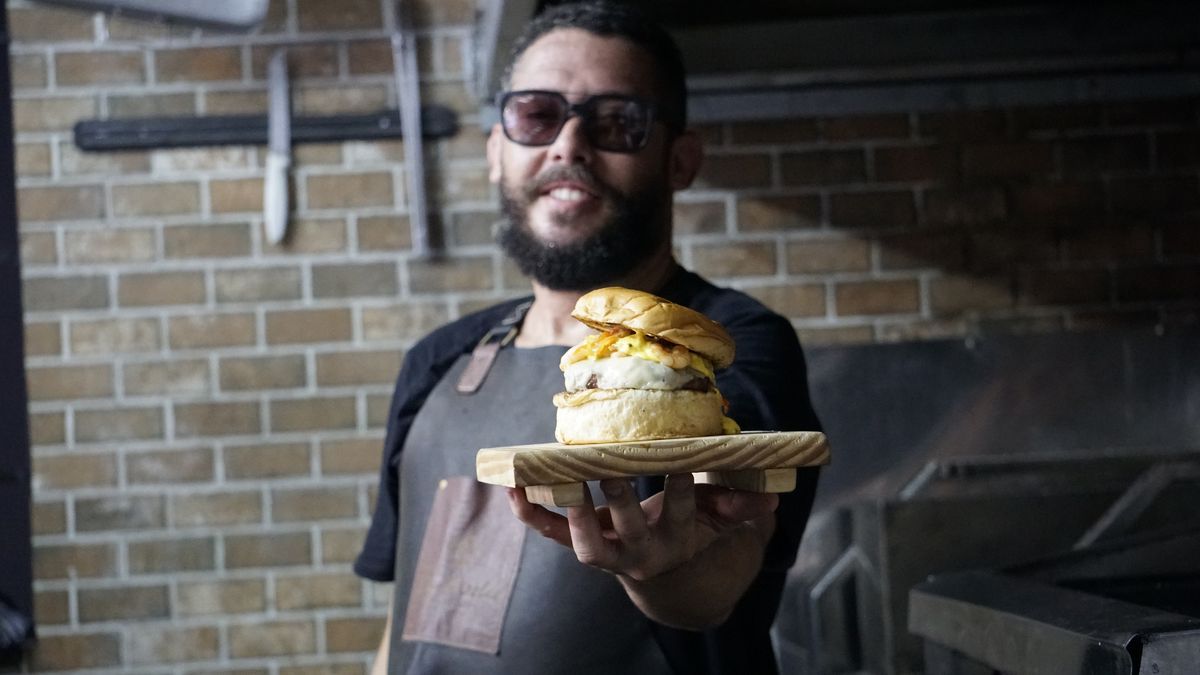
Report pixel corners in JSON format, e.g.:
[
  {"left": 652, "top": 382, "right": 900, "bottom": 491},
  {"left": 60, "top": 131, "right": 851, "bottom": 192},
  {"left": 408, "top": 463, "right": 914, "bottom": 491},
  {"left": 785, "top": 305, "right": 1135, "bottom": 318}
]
[{"left": 507, "top": 473, "right": 777, "bottom": 628}]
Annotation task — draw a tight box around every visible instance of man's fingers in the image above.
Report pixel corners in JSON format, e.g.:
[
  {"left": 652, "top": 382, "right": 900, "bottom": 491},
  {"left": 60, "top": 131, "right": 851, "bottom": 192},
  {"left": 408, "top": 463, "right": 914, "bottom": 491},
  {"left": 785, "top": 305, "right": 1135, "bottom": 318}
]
[
  {"left": 600, "top": 478, "right": 651, "bottom": 546},
  {"left": 506, "top": 487, "right": 571, "bottom": 547},
  {"left": 513, "top": 480, "right": 778, "bottom": 579},
  {"left": 593, "top": 506, "right": 622, "bottom": 541},
  {"left": 566, "top": 485, "right": 620, "bottom": 568},
  {"left": 660, "top": 473, "right": 697, "bottom": 532}
]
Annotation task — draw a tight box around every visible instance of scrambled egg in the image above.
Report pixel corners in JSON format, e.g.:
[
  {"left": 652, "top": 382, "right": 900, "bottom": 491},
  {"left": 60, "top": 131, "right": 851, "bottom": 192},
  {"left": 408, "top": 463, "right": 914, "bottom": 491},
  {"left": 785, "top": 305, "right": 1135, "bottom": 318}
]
[{"left": 560, "top": 327, "right": 715, "bottom": 381}]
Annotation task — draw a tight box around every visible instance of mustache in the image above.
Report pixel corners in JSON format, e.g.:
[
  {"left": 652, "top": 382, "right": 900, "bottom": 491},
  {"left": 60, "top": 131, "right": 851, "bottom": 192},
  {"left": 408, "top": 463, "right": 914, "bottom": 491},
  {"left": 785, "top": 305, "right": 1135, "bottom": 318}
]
[{"left": 523, "top": 165, "right": 612, "bottom": 200}]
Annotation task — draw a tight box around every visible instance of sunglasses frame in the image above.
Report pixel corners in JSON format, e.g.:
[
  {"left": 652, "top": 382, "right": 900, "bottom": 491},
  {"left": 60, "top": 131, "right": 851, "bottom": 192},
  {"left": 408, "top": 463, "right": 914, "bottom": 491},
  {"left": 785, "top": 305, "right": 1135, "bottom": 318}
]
[{"left": 496, "top": 89, "right": 659, "bottom": 153}]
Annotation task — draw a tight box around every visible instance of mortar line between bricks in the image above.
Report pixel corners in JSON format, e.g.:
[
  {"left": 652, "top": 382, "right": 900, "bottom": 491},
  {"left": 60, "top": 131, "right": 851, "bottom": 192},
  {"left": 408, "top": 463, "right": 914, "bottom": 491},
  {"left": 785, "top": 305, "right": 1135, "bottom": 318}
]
[
  {"left": 67, "top": 572, "right": 80, "bottom": 627},
  {"left": 259, "top": 395, "right": 273, "bottom": 446},
  {"left": 48, "top": 132, "right": 63, "bottom": 180},
  {"left": 36, "top": 605, "right": 377, "bottom": 631},
  {"left": 918, "top": 273, "right": 933, "bottom": 319},
  {"left": 913, "top": 185, "right": 927, "bottom": 227}
]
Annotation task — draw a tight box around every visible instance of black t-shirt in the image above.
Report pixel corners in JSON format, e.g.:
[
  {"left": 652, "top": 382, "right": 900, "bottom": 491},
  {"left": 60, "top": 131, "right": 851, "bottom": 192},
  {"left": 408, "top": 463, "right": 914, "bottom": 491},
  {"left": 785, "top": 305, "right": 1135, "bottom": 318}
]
[{"left": 355, "top": 267, "right": 823, "bottom": 674}]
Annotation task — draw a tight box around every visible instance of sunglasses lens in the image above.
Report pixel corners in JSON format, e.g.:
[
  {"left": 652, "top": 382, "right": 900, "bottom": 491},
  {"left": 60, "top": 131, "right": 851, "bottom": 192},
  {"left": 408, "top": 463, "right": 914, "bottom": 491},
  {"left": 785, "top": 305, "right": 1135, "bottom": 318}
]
[
  {"left": 501, "top": 92, "right": 567, "bottom": 146},
  {"left": 586, "top": 97, "right": 652, "bottom": 152},
  {"left": 499, "top": 91, "right": 656, "bottom": 152}
]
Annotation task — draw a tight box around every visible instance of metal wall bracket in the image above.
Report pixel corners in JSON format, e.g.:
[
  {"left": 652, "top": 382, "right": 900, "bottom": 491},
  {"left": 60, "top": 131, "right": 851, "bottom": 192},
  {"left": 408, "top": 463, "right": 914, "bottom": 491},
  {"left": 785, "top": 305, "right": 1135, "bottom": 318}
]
[
  {"left": 474, "top": 0, "right": 538, "bottom": 101},
  {"left": 30, "top": 0, "right": 269, "bottom": 31}
]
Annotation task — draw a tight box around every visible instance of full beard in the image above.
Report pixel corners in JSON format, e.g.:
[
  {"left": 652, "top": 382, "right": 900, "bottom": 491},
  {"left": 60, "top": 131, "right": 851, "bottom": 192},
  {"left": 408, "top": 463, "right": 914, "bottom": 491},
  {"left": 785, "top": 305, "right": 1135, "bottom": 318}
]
[{"left": 497, "top": 165, "right": 669, "bottom": 291}]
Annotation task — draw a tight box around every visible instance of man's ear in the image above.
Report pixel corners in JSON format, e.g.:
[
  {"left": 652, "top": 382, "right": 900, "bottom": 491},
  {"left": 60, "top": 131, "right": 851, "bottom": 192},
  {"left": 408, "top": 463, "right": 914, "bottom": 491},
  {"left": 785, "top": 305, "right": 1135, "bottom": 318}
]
[
  {"left": 486, "top": 123, "right": 504, "bottom": 184},
  {"left": 668, "top": 130, "right": 703, "bottom": 191}
]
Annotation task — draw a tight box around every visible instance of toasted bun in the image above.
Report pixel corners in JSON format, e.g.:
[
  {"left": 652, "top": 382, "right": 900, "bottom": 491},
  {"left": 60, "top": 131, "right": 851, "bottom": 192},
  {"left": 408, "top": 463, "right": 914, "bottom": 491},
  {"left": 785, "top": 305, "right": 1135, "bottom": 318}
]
[
  {"left": 572, "top": 287, "right": 735, "bottom": 369},
  {"left": 553, "top": 388, "right": 725, "bottom": 444}
]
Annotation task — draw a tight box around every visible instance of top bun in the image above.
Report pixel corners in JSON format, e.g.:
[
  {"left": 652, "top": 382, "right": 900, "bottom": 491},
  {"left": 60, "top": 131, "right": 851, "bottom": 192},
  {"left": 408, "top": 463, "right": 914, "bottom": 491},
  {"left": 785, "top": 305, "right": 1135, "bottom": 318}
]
[{"left": 572, "top": 287, "right": 735, "bottom": 369}]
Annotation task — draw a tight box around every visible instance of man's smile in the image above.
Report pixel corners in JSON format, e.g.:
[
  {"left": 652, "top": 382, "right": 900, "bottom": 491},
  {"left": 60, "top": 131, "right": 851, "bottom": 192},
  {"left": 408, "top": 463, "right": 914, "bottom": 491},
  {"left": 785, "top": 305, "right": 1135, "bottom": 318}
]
[
  {"left": 547, "top": 186, "right": 590, "bottom": 202},
  {"left": 536, "top": 178, "right": 604, "bottom": 215}
]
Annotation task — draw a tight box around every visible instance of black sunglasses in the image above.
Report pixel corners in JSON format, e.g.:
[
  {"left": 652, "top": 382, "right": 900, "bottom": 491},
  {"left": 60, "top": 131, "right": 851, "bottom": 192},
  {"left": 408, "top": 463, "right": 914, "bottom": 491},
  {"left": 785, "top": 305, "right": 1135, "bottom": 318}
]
[{"left": 497, "top": 90, "right": 658, "bottom": 153}]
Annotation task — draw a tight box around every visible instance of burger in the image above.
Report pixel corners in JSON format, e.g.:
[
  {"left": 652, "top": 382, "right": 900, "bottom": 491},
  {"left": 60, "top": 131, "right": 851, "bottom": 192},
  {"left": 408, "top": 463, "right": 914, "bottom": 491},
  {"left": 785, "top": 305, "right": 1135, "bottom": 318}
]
[{"left": 554, "top": 287, "right": 741, "bottom": 444}]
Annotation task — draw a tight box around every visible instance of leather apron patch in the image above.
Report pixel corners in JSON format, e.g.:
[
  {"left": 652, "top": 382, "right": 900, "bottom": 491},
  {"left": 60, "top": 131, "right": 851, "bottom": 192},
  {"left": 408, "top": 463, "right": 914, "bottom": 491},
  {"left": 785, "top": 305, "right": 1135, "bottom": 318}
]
[{"left": 401, "top": 475, "right": 526, "bottom": 653}]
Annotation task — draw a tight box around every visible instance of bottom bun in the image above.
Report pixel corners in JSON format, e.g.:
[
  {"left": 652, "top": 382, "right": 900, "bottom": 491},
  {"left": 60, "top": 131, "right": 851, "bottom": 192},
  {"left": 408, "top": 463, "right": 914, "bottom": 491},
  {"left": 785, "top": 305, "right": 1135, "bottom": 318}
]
[{"left": 553, "top": 388, "right": 725, "bottom": 444}]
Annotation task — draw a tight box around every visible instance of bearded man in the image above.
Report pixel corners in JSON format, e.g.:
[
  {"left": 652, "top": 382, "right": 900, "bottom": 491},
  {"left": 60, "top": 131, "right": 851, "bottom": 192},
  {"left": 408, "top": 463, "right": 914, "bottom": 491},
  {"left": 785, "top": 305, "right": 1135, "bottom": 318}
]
[{"left": 355, "top": 3, "right": 823, "bottom": 673}]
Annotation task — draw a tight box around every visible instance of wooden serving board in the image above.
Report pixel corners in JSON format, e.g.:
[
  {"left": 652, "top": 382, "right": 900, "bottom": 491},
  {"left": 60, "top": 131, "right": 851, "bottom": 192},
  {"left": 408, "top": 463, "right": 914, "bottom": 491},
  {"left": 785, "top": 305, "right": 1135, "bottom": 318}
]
[{"left": 476, "top": 430, "right": 829, "bottom": 506}]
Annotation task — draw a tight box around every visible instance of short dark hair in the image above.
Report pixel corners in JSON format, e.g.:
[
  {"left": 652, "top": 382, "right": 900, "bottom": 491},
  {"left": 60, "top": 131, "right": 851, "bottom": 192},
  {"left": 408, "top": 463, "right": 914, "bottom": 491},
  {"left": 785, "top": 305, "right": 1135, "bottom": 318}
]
[{"left": 502, "top": 1, "right": 688, "bottom": 131}]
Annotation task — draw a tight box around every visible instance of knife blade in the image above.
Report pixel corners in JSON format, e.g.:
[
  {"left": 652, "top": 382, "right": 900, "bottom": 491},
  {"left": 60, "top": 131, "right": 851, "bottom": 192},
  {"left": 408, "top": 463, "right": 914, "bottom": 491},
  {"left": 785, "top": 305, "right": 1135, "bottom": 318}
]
[{"left": 263, "top": 48, "right": 290, "bottom": 245}]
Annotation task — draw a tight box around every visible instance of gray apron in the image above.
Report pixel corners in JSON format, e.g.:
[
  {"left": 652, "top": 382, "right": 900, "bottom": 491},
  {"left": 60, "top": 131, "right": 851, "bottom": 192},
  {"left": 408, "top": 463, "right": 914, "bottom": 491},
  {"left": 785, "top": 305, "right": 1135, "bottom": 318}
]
[{"left": 388, "top": 345, "right": 674, "bottom": 674}]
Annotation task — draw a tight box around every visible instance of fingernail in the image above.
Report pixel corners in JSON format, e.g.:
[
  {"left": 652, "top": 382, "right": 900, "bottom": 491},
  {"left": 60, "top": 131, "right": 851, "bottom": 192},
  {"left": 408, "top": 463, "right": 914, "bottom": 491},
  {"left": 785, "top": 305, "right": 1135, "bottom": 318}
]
[{"left": 601, "top": 480, "right": 625, "bottom": 498}]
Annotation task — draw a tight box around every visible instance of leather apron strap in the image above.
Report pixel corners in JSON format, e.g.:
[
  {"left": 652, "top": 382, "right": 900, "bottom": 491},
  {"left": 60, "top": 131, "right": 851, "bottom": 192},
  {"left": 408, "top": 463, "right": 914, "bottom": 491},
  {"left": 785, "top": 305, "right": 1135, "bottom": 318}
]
[{"left": 455, "top": 300, "right": 532, "bottom": 395}]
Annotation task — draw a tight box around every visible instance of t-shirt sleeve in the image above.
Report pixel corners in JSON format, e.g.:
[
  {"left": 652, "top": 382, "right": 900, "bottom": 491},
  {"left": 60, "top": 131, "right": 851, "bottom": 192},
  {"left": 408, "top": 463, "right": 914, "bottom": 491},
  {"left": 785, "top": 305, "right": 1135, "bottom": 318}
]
[{"left": 715, "top": 305, "right": 823, "bottom": 572}]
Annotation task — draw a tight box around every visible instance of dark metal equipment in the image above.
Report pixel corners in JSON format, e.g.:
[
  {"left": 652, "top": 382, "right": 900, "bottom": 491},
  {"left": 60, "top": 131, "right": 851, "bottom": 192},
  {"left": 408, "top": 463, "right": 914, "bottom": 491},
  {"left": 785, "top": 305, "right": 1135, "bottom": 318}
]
[
  {"left": 777, "top": 452, "right": 1200, "bottom": 674},
  {"left": 911, "top": 520, "right": 1200, "bottom": 675},
  {"left": 912, "top": 571, "right": 1200, "bottom": 675},
  {"left": 913, "top": 474, "right": 1200, "bottom": 675},
  {"left": 776, "top": 328, "right": 1200, "bottom": 675}
]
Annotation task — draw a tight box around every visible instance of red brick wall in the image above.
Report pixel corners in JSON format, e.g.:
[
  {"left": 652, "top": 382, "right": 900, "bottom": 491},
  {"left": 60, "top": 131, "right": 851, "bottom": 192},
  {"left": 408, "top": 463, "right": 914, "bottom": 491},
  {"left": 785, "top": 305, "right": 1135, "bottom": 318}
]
[{"left": 10, "top": 0, "right": 1200, "bottom": 670}]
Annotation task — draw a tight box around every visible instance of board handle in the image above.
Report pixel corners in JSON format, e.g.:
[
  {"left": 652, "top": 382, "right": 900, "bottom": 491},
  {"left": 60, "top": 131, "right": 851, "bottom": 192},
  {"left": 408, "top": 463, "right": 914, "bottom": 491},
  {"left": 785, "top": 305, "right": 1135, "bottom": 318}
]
[
  {"left": 694, "top": 468, "right": 797, "bottom": 492},
  {"left": 523, "top": 468, "right": 799, "bottom": 507},
  {"left": 525, "top": 483, "right": 587, "bottom": 507}
]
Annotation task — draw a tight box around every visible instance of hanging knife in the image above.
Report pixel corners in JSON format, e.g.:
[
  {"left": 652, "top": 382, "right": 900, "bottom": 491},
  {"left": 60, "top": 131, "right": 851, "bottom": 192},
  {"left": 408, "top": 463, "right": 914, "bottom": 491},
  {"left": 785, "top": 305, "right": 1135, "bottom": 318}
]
[{"left": 263, "top": 48, "right": 290, "bottom": 245}]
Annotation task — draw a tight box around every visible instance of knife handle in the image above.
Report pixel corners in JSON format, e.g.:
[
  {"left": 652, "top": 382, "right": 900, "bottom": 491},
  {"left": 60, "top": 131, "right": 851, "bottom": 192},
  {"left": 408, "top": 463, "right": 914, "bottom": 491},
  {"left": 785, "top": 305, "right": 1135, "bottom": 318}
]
[{"left": 263, "top": 151, "right": 290, "bottom": 245}]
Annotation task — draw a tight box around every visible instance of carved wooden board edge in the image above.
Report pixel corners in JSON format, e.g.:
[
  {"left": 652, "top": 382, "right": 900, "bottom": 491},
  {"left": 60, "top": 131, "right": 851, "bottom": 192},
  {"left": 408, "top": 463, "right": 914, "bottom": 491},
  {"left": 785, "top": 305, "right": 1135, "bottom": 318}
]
[{"left": 475, "top": 430, "right": 829, "bottom": 488}]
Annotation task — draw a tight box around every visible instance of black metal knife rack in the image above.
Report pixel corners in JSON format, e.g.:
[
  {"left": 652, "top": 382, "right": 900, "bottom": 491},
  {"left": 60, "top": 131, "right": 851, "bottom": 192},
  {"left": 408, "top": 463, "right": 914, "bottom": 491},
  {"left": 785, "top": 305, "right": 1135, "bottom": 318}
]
[{"left": 73, "top": 104, "right": 458, "bottom": 151}]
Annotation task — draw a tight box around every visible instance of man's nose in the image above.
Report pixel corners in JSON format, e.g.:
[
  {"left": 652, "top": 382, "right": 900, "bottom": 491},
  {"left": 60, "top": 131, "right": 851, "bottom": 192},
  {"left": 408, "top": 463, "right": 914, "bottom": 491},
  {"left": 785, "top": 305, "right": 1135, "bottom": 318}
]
[{"left": 548, "top": 115, "right": 593, "bottom": 164}]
